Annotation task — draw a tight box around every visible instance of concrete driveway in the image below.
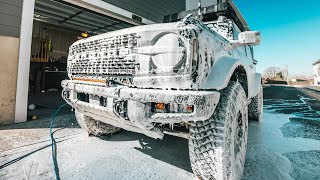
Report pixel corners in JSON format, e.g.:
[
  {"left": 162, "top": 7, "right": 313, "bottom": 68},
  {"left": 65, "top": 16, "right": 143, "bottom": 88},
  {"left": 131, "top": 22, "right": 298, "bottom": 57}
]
[{"left": 1, "top": 85, "right": 320, "bottom": 180}]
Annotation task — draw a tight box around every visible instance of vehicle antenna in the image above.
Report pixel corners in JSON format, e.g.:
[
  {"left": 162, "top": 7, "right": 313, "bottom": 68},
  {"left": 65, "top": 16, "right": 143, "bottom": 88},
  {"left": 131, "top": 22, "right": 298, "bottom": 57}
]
[{"left": 198, "top": 0, "right": 202, "bottom": 17}]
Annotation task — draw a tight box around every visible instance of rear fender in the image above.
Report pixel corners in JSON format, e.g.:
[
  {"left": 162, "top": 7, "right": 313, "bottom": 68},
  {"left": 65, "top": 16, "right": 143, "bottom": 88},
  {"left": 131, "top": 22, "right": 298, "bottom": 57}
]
[{"left": 252, "top": 73, "right": 262, "bottom": 97}]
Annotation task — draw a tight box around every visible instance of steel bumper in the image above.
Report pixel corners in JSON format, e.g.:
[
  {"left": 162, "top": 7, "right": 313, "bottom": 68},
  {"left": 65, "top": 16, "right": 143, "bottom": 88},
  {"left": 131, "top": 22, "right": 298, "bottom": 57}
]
[{"left": 62, "top": 80, "right": 220, "bottom": 137}]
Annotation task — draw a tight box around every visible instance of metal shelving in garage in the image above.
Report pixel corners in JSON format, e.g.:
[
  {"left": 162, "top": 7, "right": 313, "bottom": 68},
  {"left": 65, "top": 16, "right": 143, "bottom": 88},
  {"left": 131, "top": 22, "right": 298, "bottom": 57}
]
[{"left": 29, "top": 0, "right": 139, "bottom": 94}]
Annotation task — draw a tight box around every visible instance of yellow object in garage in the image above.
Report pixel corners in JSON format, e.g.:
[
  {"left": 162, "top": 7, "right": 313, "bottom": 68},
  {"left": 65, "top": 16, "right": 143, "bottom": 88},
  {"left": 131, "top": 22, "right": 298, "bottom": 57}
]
[{"left": 81, "top": 32, "right": 89, "bottom": 38}]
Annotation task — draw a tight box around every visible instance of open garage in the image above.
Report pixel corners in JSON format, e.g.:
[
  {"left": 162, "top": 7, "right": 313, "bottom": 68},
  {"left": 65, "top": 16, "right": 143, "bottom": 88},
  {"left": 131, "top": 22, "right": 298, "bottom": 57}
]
[
  {"left": 2, "top": 1, "right": 320, "bottom": 180},
  {"left": 28, "top": 0, "right": 136, "bottom": 120},
  {"left": 0, "top": 0, "right": 186, "bottom": 124}
]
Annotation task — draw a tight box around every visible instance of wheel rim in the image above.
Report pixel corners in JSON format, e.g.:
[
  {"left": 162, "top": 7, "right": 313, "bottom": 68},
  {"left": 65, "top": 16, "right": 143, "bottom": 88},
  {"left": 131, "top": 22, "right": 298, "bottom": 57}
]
[
  {"left": 235, "top": 112, "right": 243, "bottom": 156},
  {"left": 225, "top": 111, "right": 247, "bottom": 179},
  {"left": 232, "top": 111, "right": 247, "bottom": 179}
]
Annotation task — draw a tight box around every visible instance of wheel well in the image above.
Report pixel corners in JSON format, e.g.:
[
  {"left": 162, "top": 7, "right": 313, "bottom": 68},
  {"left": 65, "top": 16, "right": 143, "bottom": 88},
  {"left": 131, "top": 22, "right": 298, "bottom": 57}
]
[{"left": 230, "top": 66, "right": 248, "bottom": 97}]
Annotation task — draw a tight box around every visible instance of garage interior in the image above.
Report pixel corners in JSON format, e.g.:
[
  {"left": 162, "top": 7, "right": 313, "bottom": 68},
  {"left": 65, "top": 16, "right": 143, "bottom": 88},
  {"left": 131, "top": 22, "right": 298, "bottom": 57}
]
[{"left": 28, "top": 0, "right": 135, "bottom": 119}]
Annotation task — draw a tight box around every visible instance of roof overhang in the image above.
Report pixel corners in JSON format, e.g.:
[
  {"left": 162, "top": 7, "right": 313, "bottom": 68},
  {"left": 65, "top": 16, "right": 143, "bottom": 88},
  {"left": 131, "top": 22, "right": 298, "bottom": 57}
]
[
  {"left": 229, "top": 1, "right": 249, "bottom": 31},
  {"left": 33, "top": 0, "right": 156, "bottom": 35},
  {"left": 62, "top": 0, "right": 155, "bottom": 25}
]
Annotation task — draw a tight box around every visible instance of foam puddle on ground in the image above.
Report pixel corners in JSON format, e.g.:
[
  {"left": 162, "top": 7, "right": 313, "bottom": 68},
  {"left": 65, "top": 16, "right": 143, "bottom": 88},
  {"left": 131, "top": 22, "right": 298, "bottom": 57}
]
[
  {"left": 244, "top": 96, "right": 320, "bottom": 180},
  {"left": 264, "top": 96, "right": 320, "bottom": 120}
]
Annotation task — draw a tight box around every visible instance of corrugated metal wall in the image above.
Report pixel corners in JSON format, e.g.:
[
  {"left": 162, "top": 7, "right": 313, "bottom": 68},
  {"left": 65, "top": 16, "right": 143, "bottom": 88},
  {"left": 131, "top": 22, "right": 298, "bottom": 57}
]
[
  {"left": 103, "top": 0, "right": 186, "bottom": 23},
  {"left": 0, "top": 0, "right": 23, "bottom": 37}
]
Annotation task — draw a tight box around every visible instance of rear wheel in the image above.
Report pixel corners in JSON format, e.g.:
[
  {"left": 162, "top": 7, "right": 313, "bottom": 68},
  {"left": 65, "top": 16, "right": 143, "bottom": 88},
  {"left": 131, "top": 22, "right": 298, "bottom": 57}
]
[
  {"left": 75, "top": 110, "right": 120, "bottom": 136},
  {"left": 248, "top": 85, "right": 263, "bottom": 121},
  {"left": 189, "top": 82, "right": 248, "bottom": 180}
]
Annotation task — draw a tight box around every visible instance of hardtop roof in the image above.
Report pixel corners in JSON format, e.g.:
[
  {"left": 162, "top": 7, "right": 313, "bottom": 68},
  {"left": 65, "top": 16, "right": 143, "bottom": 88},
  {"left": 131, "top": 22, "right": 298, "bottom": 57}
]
[
  {"left": 313, "top": 59, "right": 320, "bottom": 66},
  {"left": 163, "top": 0, "right": 249, "bottom": 31}
]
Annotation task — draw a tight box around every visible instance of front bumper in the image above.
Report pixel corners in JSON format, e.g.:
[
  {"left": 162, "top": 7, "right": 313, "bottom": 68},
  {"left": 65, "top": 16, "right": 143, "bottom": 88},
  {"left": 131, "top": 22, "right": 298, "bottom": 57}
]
[{"left": 62, "top": 80, "right": 220, "bottom": 138}]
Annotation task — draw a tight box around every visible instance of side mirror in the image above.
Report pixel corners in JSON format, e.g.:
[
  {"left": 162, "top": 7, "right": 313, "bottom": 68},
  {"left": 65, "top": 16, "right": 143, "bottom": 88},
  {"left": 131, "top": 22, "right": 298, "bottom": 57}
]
[{"left": 231, "top": 31, "right": 261, "bottom": 46}]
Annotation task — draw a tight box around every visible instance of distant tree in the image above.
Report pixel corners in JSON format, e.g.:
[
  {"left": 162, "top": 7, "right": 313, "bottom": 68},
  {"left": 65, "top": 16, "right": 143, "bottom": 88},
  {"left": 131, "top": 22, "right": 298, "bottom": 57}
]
[{"left": 263, "top": 66, "right": 282, "bottom": 80}]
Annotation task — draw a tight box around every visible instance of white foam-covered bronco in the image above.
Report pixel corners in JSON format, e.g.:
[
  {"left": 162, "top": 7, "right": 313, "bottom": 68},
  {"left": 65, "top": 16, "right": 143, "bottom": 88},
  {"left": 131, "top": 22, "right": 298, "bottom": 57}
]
[{"left": 62, "top": 1, "right": 262, "bottom": 180}]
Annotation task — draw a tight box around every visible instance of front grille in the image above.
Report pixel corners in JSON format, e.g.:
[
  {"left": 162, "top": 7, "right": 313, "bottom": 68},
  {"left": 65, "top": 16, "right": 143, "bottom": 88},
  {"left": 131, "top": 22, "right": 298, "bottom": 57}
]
[{"left": 69, "top": 34, "right": 138, "bottom": 76}]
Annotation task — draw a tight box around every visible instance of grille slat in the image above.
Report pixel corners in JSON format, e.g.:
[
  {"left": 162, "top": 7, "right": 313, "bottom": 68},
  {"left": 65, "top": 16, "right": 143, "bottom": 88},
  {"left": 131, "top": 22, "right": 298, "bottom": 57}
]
[{"left": 69, "top": 34, "right": 138, "bottom": 76}]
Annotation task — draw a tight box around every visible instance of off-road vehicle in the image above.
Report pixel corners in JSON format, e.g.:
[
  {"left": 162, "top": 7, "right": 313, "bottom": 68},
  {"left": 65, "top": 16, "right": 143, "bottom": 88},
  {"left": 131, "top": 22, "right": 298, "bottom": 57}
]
[{"left": 62, "top": 1, "right": 263, "bottom": 179}]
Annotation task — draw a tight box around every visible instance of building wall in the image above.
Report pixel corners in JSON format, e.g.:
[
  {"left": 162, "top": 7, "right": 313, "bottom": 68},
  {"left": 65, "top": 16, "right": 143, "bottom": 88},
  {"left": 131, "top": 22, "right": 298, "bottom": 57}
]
[
  {"left": 0, "top": 0, "right": 23, "bottom": 37},
  {"left": 103, "top": 0, "right": 186, "bottom": 23},
  {"left": 0, "top": 36, "right": 20, "bottom": 125},
  {"left": 313, "top": 63, "right": 320, "bottom": 85},
  {"left": 0, "top": 0, "right": 23, "bottom": 124}
]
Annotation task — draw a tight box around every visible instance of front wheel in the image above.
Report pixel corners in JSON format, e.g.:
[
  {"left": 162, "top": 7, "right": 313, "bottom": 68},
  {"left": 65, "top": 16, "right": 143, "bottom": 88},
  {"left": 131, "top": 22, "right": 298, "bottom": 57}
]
[{"left": 189, "top": 81, "right": 248, "bottom": 180}]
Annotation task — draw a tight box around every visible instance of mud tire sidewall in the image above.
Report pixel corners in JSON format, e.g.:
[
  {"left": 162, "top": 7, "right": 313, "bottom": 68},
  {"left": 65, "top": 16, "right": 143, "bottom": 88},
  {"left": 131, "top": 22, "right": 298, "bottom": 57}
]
[{"left": 189, "top": 81, "right": 248, "bottom": 180}]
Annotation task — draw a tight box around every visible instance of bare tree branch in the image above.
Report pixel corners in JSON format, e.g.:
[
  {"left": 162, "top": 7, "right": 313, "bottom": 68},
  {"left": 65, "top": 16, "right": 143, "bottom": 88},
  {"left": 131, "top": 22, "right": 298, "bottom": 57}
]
[{"left": 263, "top": 66, "right": 282, "bottom": 80}]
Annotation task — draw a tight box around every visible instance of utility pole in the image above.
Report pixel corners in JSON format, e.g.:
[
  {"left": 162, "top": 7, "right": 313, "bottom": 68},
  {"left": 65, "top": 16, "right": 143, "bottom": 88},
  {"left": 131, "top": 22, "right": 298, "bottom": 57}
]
[{"left": 286, "top": 64, "right": 289, "bottom": 81}]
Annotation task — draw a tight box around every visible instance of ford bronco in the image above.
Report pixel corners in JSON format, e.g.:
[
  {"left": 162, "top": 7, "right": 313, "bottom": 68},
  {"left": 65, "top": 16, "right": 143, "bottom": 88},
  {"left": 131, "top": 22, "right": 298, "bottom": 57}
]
[{"left": 62, "top": 1, "right": 262, "bottom": 179}]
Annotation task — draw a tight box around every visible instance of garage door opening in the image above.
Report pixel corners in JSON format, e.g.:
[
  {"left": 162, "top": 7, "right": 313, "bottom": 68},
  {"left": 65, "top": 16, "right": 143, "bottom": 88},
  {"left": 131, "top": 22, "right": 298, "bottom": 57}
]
[{"left": 27, "top": 0, "right": 134, "bottom": 120}]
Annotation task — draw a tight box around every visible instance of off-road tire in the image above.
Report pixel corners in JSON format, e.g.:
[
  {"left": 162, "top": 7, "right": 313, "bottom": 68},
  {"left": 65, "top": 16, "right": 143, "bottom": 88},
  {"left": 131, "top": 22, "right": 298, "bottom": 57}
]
[
  {"left": 189, "top": 81, "right": 248, "bottom": 180},
  {"left": 75, "top": 110, "right": 121, "bottom": 136},
  {"left": 248, "top": 85, "right": 263, "bottom": 121}
]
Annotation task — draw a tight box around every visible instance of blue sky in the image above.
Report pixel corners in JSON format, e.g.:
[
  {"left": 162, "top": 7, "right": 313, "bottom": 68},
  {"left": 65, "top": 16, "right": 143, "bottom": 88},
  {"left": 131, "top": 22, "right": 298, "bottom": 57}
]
[{"left": 233, "top": 0, "right": 320, "bottom": 77}]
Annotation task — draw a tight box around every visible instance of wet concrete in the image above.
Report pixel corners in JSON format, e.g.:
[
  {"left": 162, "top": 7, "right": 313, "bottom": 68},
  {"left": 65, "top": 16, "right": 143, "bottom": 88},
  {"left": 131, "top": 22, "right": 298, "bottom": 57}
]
[
  {"left": 1, "top": 85, "right": 320, "bottom": 179},
  {"left": 243, "top": 85, "right": 320, "bottom": 180}
]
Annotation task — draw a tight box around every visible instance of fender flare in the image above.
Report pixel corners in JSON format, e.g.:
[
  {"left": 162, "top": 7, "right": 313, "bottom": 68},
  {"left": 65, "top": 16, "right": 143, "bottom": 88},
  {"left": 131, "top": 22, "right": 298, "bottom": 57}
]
[
  {"left": 201, "top": 57, "right": 246, "bottom": 90},
  {"left": 201, "top": 57, "right": 262, "bottom": 98}
]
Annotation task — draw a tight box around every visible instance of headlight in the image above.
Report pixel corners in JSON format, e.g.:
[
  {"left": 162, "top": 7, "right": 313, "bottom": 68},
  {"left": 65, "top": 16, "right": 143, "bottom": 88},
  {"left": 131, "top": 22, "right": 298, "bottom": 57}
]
[
  {"left": 67, "top": 51, "right": 74, "bottom": 79},
  {"left": 151, "top": 33, "right": 186, "bottom": 69},
  {"left": 136, "top": 33, "right": 186, "bottom": 74}
]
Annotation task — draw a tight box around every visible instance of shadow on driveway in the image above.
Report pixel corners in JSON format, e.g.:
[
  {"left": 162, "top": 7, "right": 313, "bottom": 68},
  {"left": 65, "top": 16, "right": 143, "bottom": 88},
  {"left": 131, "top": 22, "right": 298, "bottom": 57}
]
[{"left": 100, "top": 130, "right": 193, "bottom": 173}]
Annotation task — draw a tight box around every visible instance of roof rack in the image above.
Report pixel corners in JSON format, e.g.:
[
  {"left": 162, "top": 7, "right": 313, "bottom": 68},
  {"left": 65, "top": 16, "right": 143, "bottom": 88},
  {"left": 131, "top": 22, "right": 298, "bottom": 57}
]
[{"left": 163, "top": 0, "right": 249, "bottom": 31}]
